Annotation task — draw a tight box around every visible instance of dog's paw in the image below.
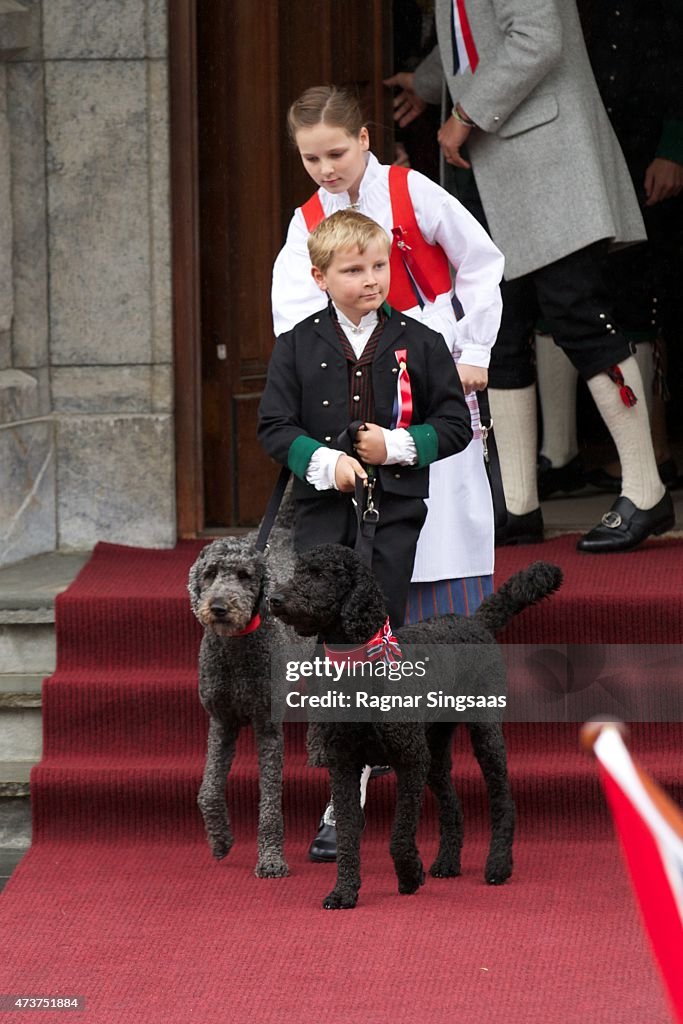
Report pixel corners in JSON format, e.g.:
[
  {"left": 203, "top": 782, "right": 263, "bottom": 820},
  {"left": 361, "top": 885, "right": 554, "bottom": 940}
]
[
  {"left": 398, "top": 862, "right": 425, "bottom": 895},
  {"left": 322, "top": 889, "right": 358, "bottom": 910},
  {"left": 255, "top": 855, "right": 289, "bottom": 879},
  {"left": 484, "top": 849, "right": 513, "bottom": 886},
  {"left": 209, "top": 834, "right": 234, "bottom": 860},
  {"left": 429, "top": 854, "right": 461, "bottom": 878}
]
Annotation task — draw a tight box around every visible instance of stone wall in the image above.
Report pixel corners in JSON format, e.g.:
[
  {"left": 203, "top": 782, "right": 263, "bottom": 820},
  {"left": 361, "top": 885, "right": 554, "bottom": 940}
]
[{"left": 0, "top": 0, "right": 174, "bottom": 566}]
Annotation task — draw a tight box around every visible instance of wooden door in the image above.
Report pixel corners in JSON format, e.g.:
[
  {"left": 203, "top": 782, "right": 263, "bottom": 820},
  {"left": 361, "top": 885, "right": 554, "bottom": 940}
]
[{"left": 194, "top": 0, "right": 393, "bottom": 529}]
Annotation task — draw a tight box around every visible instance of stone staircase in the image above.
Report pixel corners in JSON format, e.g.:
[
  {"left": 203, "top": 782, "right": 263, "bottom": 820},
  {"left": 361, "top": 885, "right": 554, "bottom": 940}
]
[{"left": 0, "top": 553, "right": 89, "bottom": 853}]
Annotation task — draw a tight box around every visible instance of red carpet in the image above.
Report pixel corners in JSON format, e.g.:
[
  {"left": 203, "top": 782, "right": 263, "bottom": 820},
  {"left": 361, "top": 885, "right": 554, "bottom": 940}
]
[{"left": 1, "top": 537, "right": 682, "bottom": 1023}]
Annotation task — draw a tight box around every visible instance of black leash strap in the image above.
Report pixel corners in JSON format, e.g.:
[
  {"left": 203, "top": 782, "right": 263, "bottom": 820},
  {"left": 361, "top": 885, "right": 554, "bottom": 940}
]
[
  {"left": 255, "top": 466, "right": 291, "bottom": 553},
  {"left": 477, "top": 389, "right": 508, "bottom": 530},
  {"left": 337, "top": 421, "right": 380, "bottom": 568}
]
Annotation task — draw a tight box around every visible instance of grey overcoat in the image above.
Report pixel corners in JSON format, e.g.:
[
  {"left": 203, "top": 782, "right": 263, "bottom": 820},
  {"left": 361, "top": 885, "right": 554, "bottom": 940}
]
[{"left": 414, "top": 0, "right": 646, "bottom": 280}]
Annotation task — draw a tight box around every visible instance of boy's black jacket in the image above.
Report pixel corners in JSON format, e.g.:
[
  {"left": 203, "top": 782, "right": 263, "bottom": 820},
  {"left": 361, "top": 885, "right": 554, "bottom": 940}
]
[{"left": 258, "top": 307, "right": 473, "bottom": 500}]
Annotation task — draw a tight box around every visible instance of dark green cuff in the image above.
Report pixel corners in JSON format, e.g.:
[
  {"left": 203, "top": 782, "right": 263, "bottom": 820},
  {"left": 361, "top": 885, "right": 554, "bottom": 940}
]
[
  {"left": 656, "top": 121, "right": 683, "bottom": 165},
  {"left": 407, "top": 424, "right": 439, "bottom": 467},
  {"left": 288, "top": 436, "right": 324, "bottom": 480}
]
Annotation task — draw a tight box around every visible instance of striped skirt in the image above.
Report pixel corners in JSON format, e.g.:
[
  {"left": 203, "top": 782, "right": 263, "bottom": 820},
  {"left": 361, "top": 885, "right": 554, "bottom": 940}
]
[{"left": 403, "top": 575, "right": 493, "bottom": 625}]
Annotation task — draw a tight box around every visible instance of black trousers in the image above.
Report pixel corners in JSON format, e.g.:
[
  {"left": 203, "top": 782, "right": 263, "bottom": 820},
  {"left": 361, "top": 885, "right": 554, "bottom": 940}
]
[
  {"left": 448, "top": 166, "right": 633, "bottom": 388},
  {"left": 293, "top": 488, "right": 427, "bottom": 624}
]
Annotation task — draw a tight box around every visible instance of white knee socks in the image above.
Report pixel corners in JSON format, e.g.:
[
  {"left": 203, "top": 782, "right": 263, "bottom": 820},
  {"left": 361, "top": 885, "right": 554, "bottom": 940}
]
[
  {"left": 535, "top": 332, "right": 579, "bottom": 468},
  {"left": 488, "top": 384, "right": 539, "bottom": 515},
  {"left": 586, "top": 356, "right": 664, "bottom": 510}
]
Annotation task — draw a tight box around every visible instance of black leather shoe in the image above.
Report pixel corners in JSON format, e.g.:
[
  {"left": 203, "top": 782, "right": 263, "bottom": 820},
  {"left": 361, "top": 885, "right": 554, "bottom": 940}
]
[
  {"left": 309, "top": 815, "right": 337, "bottom": 863},
  {"left": 308, "top": 803, "right": 366, "bottom": 862},
  {"left": 577, "top": 492, "right": 675, "bottom": 553},
  {"left": 538, "top": 455, "right": 585, "bottom": 500},
  {"left": 495, "top": 508, "right": 544, "bottom": 547}
]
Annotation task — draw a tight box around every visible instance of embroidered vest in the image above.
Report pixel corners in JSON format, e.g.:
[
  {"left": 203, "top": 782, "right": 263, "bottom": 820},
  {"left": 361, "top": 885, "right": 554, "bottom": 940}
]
[{"left": 301, "top": 166, "right": 452, "bottom": 312}]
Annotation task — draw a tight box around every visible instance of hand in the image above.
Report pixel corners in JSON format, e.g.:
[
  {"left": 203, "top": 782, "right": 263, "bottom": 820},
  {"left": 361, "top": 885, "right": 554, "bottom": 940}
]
[
  {"left": 644, "top": 158, "right": 683, "bottom": 206},
  {"left": 335, "top": 454, "right": 367, "bottom": 493},
  {"left": 393, "top": 141, "right": 411, "bottom": 167},
  {"left": 457, "top": 364, "right": 488, "bottom": 394},
  {"left": 354, "top": 423, "right": 388, "bottom": 465},
  {"left": 437, "top": 115, "right": 472, "bottom": 169},
  {"left": 384, "top": 73, "right": 428, "bottom": 128}
]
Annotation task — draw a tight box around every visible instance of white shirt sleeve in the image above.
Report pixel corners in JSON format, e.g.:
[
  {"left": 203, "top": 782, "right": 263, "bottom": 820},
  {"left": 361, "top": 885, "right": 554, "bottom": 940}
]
[
  {"left": 408, "top": 170, "right": 504, "bottom": 368},
  {"left": 272, "top": 208, "right": 327, "bottom": 336},
  {"left": 305, "top": 447, "right": 344, "bottom": 491},
  {"left": 381, "top": 428, "right": 418, "bottom": 466}
]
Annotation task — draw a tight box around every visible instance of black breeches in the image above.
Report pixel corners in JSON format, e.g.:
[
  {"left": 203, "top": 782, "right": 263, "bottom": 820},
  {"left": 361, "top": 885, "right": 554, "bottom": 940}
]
[
  {"left": 489, "top": 243, "right": 634, "bottom": 389},
  {"left": 447, "top": 164, "right": 634, "bottom": 388}
]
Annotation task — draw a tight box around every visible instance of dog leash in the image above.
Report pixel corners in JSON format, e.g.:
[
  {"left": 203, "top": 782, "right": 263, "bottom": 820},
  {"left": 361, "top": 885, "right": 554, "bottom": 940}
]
[
  {"left": 336, "top": 420, "right": 380, "bottom": 568},
  {"left": 254, "top": 466, "right": 291, "bottom": 553},
  {"left": 477, "top": 389, "right": 508, "bottom": 531}
]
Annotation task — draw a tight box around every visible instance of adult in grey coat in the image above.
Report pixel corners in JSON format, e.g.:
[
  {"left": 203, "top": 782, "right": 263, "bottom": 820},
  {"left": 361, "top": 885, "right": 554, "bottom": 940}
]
[{"left": 387, "top": 0, "right": 675, "bottom": 553}]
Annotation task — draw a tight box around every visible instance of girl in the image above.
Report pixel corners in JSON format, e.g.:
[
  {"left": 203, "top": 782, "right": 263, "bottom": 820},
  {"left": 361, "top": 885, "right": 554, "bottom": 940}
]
[{"left": 271, "top": 86, "right": 504, "bottom": 861}]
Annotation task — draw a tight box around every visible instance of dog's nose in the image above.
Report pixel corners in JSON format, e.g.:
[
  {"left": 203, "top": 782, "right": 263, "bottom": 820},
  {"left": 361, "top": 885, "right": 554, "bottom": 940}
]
[
  {"left": 269, "top": 592, "right": 284, "bottom": 612},
  {"left": 209, "top": 603, "right": 228, "bottom": 619}
]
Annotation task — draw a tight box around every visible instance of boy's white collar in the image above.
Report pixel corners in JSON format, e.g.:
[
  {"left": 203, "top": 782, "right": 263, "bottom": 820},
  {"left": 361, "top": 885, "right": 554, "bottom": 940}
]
[{"left": 334, "top": 304, "right": 379, "bottom": 333}]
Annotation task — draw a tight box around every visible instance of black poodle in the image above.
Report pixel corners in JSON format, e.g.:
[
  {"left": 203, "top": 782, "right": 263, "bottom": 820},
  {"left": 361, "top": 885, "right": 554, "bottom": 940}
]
[{"left": 270, "top": 544, "right": 562, "bottom": 909}]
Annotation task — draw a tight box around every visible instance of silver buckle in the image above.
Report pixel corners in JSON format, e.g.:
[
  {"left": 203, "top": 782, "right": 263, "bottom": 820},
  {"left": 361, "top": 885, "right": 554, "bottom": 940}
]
[
  {"left": 601, "top": 511, "right": 622, "bottom": 529},
  {"left": 363, "top": 477, "right": 380, "bottom": 523},
  {"left": 480, "top": 418, "right": 492, "bottom": 463}
]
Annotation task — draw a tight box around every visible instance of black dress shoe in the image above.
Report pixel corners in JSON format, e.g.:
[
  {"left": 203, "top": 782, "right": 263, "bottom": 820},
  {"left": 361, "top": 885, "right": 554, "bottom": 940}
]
[
  {"left": 309, "top": 814, "right": 337, "bottom": 863},
  {"left": 495, "top": 508, "right": 544, "bottom": 547},
  {"left": 577, "top": 492, "right": 675, "bottom": 553},
  {"left": 537, "top": 455, "right": 585, "bottom": 500},
  {"left": 308, "top": 802, "right": 367, "bottom": 862}
]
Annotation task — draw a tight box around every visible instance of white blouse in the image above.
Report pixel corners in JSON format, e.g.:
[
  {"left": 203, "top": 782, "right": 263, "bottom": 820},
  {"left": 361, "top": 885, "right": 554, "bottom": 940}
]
[{"left": 272, "top": 153, "right": 504, "bottom": 367}]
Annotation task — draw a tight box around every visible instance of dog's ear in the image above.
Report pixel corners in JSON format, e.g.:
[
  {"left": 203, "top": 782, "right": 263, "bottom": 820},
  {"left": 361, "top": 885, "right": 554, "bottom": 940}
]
[
  {"left": 187, "top": 543, "right": 213, "bottom": 611},
  {"left": 339, "top": 549, "right": 387, "bottom": 639}
]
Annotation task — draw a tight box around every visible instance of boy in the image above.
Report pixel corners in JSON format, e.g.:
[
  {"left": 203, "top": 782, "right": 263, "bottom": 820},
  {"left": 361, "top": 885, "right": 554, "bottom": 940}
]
[{"left": 258, "top": 209, "right": 472, "bottom": 624}]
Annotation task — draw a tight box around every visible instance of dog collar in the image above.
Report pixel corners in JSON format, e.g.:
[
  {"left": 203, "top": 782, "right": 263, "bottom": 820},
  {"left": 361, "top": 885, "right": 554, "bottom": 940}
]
[
  {"left": 324, "top": 617, "right": 402, "bottom": 665},
  {"left": 234, "top": 612, "right": 262, "bottom": 636}
]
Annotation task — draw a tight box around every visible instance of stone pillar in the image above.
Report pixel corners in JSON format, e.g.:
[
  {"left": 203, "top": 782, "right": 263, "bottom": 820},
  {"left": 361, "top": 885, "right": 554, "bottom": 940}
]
[
  {"left": 0, "top": 0, "right": 175, "bottom": 565},
  {"left": 45, "top": 0, "right": 175, "bottom": 551},
  {"left": 0, "top": 0, "right": 56, "bottom": 567}
]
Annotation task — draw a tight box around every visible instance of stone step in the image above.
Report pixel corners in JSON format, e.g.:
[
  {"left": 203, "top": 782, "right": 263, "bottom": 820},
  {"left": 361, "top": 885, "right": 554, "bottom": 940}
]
[
  {"left": 0, "top": 621, "right": 56, "bottom": 675},
  {"left": 0, "top": 703, "right": 43, "bottom": 764},
  {"left": 0, "top": 553, "right": 87, "bottom": 856},
  {"left": 0, "top": 550, "right": 88, "bottom": 678},
  {"left": 0, "top": 760, "right": 35, "bottom": 851},
  {"left": 0, "top": 676, "right": 42, "bottom": 849},
  {"left": 0, "top": 672, "right": 44, "bottom": 701}
]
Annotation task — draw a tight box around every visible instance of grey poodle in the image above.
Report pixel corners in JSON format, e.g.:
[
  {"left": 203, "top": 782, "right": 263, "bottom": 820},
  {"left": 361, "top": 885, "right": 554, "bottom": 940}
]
[
  {"left": 188, "top": 533, "right": 305, "bottom": 878},
  {"left": 270, "top": 544, "right": 562, "bottom": 909}
]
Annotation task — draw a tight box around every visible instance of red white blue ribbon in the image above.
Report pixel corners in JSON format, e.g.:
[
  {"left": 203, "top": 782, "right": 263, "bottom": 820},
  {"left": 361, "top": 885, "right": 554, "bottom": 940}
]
[
  {"left": 365, "top": 618, "right": 403, "bottom": 665},
  {"left": 393, "top": 348, "right": 413, "bottom": 429},
  {"left": 452, "top": 0, "right": 479, "bottom": 74},
  {"left": 324, "top": 617, "right": 403, "bottom": 667}
]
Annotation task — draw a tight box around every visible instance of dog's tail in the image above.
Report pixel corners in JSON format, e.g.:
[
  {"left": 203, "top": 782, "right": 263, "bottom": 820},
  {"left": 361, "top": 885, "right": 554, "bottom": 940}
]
[{"left": 473, "top": 562, "right": 563, "bottom": 635}]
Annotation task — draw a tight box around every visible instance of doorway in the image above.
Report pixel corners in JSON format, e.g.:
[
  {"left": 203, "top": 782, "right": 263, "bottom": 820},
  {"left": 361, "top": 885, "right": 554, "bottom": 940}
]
[{"left": 171, "top": 0, "right": 394, "bottom": 535}]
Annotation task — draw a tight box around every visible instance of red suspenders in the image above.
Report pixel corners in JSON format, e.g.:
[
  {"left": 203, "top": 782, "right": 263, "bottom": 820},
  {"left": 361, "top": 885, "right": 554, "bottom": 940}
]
[{"left": 300, "top": 166, "right": 452, "bottom": 311}]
